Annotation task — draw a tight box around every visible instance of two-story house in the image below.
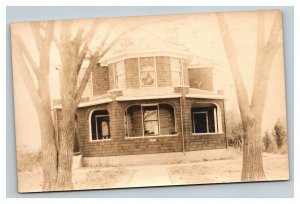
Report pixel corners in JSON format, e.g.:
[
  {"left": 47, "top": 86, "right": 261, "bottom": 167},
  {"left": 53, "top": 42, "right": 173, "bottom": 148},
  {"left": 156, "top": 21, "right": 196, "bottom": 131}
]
[{"left": 53, "top": 34, "right": 227, "bottom": 158}]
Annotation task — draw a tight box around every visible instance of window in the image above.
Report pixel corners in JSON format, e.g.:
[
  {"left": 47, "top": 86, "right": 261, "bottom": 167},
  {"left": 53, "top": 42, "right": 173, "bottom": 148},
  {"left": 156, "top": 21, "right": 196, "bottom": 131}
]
[
  {"left": 171, "top": 58, "right": 183, "bottom": 86},
  {"left": 139, "top": 57, "right": 156, "bottom": 87},
  {"left": 125, "top": 104, "right": 176, "bottom": 138},
  {"left": 90, "top": 110, "right": 110, "bottom": 141},
  {"left": 78, "top": 68, "right": 93, "bottom": 97},
  {"left": 114, "top": 60, "right": 126, "bottom": 89},
  {"left": 143, "top": 105, "right": 159, "bottom": 136},
  {"left": 191, "top": 104, "right": 219, "bottom": 134}
]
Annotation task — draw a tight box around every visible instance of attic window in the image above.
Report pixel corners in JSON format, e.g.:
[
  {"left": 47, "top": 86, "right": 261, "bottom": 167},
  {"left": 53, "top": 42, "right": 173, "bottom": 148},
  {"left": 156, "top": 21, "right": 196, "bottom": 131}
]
[{"left": 139, "top": 57, "right": 156, "bottom": 87}]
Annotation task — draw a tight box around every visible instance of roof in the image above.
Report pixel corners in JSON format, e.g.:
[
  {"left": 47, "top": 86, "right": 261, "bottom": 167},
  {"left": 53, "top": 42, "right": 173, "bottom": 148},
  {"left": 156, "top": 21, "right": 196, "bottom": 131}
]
[
  {"left": 100, "top": 30, "right": 192, "bottom": 65},
  {"left": 53, "top": 94, "right": 112, "bottom": 109},
  {"left": 186, "top": 88, "right": 225, "bottom": 99},
  {"left": 53, "top": 88, "right": 224, "bottom": 109},
  {"left": 187, "top": 56, "right": 215, "bottom": 69},
  {"left": 116, "top": 87, "right": 181, "bottom": 101}
]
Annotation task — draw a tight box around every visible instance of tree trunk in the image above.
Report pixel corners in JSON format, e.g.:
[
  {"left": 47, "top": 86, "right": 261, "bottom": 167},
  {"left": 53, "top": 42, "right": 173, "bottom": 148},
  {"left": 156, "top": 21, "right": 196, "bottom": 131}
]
[
  {"left": 56, "top": 106, "right": 76, "bottom": 190},
  {"left": 241, "top": 115, "right": 265, "bottom": 181},
  {"left": 37, "top": 107, "right": 58, "bottom": 191}
]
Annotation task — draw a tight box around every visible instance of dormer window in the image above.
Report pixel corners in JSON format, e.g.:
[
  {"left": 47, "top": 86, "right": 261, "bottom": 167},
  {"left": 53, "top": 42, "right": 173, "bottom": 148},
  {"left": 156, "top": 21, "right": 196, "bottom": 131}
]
[
  {"left": 139, "top": 57, "right": 156, "bottom": 87},
  {"left": 171, "top": 57, "right": 183, "bottom": 86},
  {"left": 114, "top": 60, "right": 126, "bottom": 89}
]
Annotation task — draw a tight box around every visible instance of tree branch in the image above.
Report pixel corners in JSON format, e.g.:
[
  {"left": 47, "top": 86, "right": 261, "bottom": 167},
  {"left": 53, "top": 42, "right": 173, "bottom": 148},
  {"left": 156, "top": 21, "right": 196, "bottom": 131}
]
[
  {"left": 251, "top": 11, "right": 283, "bottom": 119},
  {"left": 30, "top": 22, "right": 44, "bottom": 54},
  {"left": 77, "top": 20, "right": 102, "bottom": 73},
  {"left": 216, "top": 12, "right": 251, "bottom": 119},
  {"left": 14, "top": 35, "right": 40, "bottom": 77},
  {"left": 12, "top": 38, "right": 42, "bottom": 111}
]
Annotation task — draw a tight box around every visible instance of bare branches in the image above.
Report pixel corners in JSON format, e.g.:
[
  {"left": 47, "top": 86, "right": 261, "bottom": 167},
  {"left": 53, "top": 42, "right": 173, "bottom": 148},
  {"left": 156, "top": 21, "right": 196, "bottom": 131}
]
[
  {"left": 251, "top": 11, "right": 283, "bottom": 117},
  {"left": 12, "top": 36, "right": 42, "bottom": 111},
  {"left": 30, "top": 22, "right": 44, "bottom": 54},
  {"left": 14, "top": 35, "right": 40, "bottom": 77},
  {"left": 216, "top": 12, "right": 251, "bottom": 118},
  {"left": 77, "top": 20, "right": 102, "bottom": 73}
]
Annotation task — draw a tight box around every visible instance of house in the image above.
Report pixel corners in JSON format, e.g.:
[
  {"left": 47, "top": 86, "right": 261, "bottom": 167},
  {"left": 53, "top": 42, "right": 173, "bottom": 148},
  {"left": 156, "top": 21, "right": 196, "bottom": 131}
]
[{"left": 53, "top": 33, "right": 227, "bottom": 158}]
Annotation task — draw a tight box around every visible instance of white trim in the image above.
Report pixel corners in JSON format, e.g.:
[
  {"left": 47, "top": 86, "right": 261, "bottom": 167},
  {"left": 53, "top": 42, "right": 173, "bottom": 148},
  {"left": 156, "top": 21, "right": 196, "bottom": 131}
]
[
  {"left": 53, "top": 98, "right": 112, "bottom": 109},
  {"left": 170, "top": 57, "right": 183, "bottom": 87},
  {"left": 88, "top": 109, "right": 111, "bottom": 142},
  {"left": 191, "top": 102, "right": 223, "bottom": 134},
  {"left": 116, "top": 93, "right": 181, "bottom": 101},
  {"left": 154, "top": 56, "right": 158, "bottom": 87},
  {"left": 142, "top": 104, "right": 159, "bottom": 136},
  {"left": 186, "top": 93, "right": 225, "bottom": 100},
  {"left": 125, "top": 103, "right": 177, "bottom": 138},
  {"left": 125, "top": 134, "right": 178, "bottom": 140},
  {"left": 214, "top": 107, "right": 218, "bottom": 132},
  {"left": 192, "top": 132, "right": 224, "bottom": 136},
  {"left": 113, "top": 60, "right": 126, "bottom": 90}
]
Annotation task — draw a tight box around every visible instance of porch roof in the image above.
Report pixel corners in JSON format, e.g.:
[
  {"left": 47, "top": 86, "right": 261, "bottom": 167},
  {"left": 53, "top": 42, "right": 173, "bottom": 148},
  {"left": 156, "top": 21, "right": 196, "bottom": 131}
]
[
  {"left": 53, "top": 94, "right": 112, "bottom": 109},
  {"left": 186, "top": 88, "right": 225, "bottom": 99},
  {"left": 116, "top": 87, "right": 181, "bottom": 101}
]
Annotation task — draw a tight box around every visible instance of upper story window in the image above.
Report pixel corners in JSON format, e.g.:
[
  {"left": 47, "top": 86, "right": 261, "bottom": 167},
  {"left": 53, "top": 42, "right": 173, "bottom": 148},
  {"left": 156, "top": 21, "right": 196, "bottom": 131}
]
[
  {"left": 171, "top": 57, "right": 183, "bottom": 86},
  {"left": 114, "top": 60, "right": 126, "bottom": 89},
  {"left": 139, "top": 57, "right": 156, "bottom": 87},
  {"left": 78, "top": 68, "right": 93, "bottom": 97}
]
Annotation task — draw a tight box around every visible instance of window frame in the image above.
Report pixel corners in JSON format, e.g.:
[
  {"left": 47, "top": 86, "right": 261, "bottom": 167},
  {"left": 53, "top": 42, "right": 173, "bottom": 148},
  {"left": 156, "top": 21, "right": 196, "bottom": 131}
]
[
  {"left": 89, "top": 109, "right": 111, "bottom": 142},
  {"left": 113, "top": 60, "right": 126, "bottom": 90},
  {"left": 142, "top": 104, "right": 160, "bottom": 137},
  {"left": 125, "top": 103, "right": 178, "bottom": 139},
  {"left": 170, "top": 57, "right": 184, "bottom": 87},
  {"left": 192, "top": 111, "right": 209, "bottom": 134},
  {"left": 138, "top": 57, "right": 158, "bottom": 88},
  {"left": 191, "top": 105, "right": 221, "bottom": 135}
]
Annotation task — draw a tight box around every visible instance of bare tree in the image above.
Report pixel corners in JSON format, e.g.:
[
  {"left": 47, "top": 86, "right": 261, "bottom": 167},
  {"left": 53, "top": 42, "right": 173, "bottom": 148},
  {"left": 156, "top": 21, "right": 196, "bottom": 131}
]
[
  {"left": 216, "top": 10, "right": 283, "bottom": 181},
  {"left": 11, "top": 22, "right": 58, "bottom": 190},
  {"left": 53, "top": 17, "right": 175, "bottom": 189}
]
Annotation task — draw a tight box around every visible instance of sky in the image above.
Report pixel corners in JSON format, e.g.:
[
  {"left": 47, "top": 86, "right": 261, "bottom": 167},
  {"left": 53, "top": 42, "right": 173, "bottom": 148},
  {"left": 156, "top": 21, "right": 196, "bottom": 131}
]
[{"left": 11, "top": 10, "right": 287, "bottom": 152}]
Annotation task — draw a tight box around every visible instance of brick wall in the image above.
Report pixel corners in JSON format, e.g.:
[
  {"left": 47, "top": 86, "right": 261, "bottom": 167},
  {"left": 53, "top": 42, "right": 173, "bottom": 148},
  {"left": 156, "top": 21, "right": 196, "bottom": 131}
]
[
  {"left": 156, "top": 56, "right": 172, "bottom": 87},
  {"left": 92, "top": 64, "right": 109, "bottom": 96},
  {"left": 183, "top": 98, "right": 227, "bottom": 151},
  {"left": 188, "top": 67, "right": 213, "bottom": 91},
  {"left": 124, "top": 58, "right": 140, "bottom": 89},
  {"left": 108, "top": 63, "right": 115, "bottom": 90},
  {"left": 74, "top": 98, "right": 183, "bottom": 157},
  {"left": 54, "top": 97, "right": 227, "bottom": 157}
]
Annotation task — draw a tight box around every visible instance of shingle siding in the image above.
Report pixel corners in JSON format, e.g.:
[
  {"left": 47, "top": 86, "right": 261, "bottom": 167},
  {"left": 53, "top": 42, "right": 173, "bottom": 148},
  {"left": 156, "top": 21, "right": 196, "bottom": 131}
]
[
  {"left": 54, "top": 97, "right": 226, "bottom": 157},
  {"left": 188, "top": 67, "right": 213, "bottom": 91}
]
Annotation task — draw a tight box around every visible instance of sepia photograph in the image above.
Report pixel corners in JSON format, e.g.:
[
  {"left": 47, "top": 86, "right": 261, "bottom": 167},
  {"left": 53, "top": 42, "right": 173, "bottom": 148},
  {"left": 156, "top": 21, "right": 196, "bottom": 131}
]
[{"left": 10, "top": 9, "right": 289, "bottom": 193}]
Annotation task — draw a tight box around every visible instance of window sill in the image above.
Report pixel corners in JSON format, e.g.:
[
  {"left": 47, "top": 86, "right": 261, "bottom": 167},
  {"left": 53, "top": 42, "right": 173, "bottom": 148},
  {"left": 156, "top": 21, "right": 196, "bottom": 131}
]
[
  {"left": 125, "top": 134, "right": 178, "bottom": 139},
  {"left": 89, "top": 139, "right": 112, "bottom": 143},
  {"left": 191, "top": 132, "right": 223, "bottom": 136}
]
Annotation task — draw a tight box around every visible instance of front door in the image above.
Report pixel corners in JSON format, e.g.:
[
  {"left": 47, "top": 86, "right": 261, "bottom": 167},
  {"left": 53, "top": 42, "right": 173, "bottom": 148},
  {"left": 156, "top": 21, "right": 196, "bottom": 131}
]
[{"left": 193, "top": 112, "right": 208, "bottom": 133}]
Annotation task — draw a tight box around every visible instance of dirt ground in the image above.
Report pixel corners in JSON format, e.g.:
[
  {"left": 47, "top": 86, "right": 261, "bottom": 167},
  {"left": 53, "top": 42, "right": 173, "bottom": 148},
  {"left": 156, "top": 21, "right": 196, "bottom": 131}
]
[{"left": 17, "top": 149, "right": 289, "bottom": 192}]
